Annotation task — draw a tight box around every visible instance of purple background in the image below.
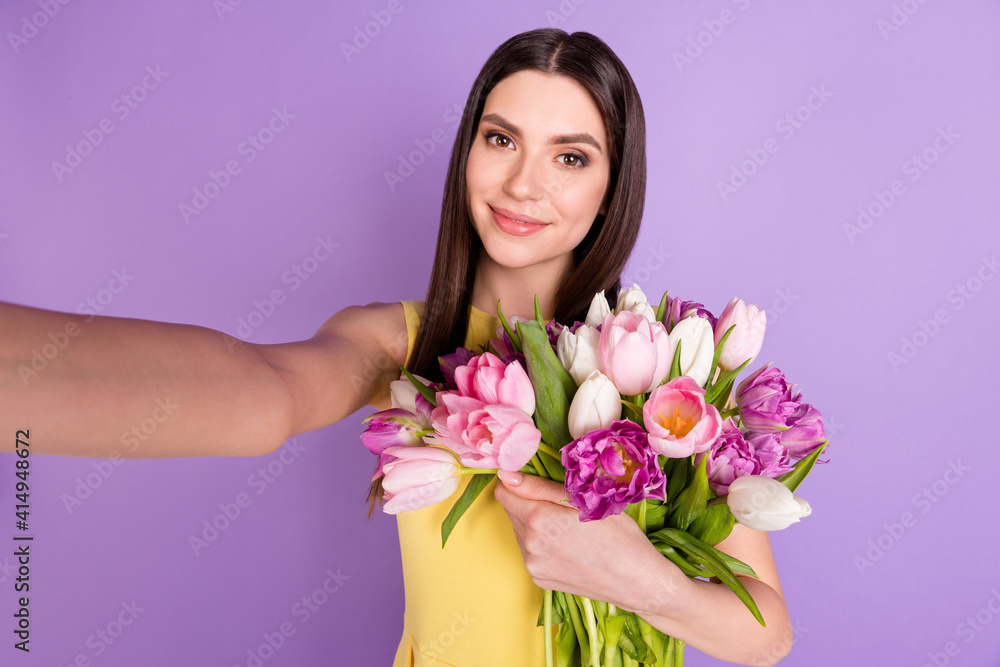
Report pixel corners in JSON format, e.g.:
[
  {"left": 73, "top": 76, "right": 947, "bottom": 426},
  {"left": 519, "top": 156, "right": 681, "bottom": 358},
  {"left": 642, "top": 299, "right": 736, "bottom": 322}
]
[{"left": 1, "top": 1, "right": 998, "bottom": 665}]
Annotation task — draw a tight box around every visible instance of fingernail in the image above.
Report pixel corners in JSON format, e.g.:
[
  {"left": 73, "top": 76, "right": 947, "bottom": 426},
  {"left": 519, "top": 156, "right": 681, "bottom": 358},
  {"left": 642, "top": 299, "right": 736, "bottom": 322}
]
[{"left": 497, "top": 470, "right": 522, "bottom": 486}]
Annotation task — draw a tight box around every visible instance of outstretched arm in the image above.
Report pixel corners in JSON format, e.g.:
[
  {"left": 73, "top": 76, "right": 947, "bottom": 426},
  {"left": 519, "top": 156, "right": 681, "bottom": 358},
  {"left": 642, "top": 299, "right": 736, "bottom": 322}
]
[
  {"left": 0, "top": 300, "right": 407, "bottom": 458},
  {"left": 494, "top": 471, "right": 794, "bottom": 666}
]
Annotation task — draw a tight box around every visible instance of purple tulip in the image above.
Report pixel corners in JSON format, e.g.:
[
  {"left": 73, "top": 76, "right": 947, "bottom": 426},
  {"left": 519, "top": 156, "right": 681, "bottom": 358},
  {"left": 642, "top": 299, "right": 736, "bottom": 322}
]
[
  {"left": 735, "top": 364, "right": 799, "bottom": 433},
  {"left": 705, "top": 420, "right": 793, "bottom": 495},
  {"left": 780, "top": 396, "right": 827, "bottom": 460},
  {"left": 561, "top": 419, "right": 667, "bottom": 522},
  {"left": 661, "top": 295, "right": 718, "bottom": 333},
  {"left": 361, "top": 408, "right": 426, "bottom": 456}
]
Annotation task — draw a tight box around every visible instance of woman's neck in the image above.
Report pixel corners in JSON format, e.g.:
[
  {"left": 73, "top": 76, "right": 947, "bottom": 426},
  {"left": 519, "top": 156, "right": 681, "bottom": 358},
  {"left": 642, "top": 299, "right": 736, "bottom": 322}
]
[{"left": 470, "top": 252, "right": 569, "bottom": 321}]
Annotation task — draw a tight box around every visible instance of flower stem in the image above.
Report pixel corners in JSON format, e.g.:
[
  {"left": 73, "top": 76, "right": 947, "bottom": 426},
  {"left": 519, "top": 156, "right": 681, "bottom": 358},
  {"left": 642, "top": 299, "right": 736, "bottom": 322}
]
[
  {"left": 580, "top": 596, "right": 600, "bottom": 667},
  {"left": 538, "top": 441, "right": 562, "bottom": 459},
  {"left": 459, "top": 467, "right": 497, "bottom": 475},
  {"left": 637, "top": 500, "right": 647, "bottom": 533},
  {"left": 530, "top": 454, "right": 552, "bottom": 480},
  {"left": 544, "top": 589, "right": 554, "bottom": 667},
  {"left": 719, "top": 407, "right": 739, "bottom": 420}
]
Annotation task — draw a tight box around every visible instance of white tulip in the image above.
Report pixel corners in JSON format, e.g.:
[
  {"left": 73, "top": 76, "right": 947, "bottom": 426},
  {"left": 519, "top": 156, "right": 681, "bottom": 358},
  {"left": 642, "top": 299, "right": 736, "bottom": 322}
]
[
  {"left": 585, "top": 290, "right": 612, "bottom": 328},
  {"left": 666, "top": 316, "right": 715, "bottom": 387},
  {"left": 615, "top": 283, "right": 656, "bottom": 321},
  {"left": 568, "top": 370, "right": 622, "bottom": 439},
  {"left": 726, "top": 475, "right": 812, "bottom": 531},
  {"left": 557, "top": 325, "right": 602, "bottom": 386},
  {"left": 390, "top": 373, "right": 431, "bottom": 413}
]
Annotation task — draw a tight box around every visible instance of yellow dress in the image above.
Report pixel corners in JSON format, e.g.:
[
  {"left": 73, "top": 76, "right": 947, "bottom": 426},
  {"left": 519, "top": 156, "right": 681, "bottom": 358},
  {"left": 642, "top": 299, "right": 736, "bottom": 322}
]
[{"left": 392, "top": 300, "right": 548, "bottom": 667}]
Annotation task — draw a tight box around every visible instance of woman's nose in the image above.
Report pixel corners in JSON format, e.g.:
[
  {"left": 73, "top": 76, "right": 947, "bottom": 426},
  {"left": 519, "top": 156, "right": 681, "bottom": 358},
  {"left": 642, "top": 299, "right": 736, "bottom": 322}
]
[{"left": 503, "top": 154, "right": 547, "bottom": 203}]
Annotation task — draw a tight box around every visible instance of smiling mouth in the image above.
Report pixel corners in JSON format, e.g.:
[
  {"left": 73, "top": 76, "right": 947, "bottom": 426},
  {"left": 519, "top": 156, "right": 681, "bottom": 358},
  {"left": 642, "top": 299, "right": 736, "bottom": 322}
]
[
  {"left": 489, "top": 206, "right": 549, "bottom": 237},
  {"left": 490, "top": 205, "right": 547, "bottom": 226}
]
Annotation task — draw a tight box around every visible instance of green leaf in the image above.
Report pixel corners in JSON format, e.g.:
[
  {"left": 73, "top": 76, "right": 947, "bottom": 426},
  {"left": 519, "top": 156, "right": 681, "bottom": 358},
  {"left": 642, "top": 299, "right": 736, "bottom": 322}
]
[
  {"left": 655, "top": 289, "right": 670, "bottom": 325},
  {"left": 707, "top": 324, "right": 736, "bottom": 389},
  {"left": 644, "top": 501, "right": 667, "bottom": 533},
  {"left": 534, "top": 294, "right": 545, "bottom": 326},
  {"left": 686, "top": 503, "right": 736, "bottom": 546},
  {"left": 536, "top": 592, "right": 566, "bottom": 626},
  {"left": 441, "top": 474, "right": 494, "bottom": 547},
  {"left": 650, "top": 527, "right": 765, "bottom": 626},
  {"left": 516, "top": 319, "right": 577, "bottom": 448},
  {"left": 667, "top": 454, "right": 710, "bottom": 531},
  {"left": 777, "top": 441, "right": 828, "bottom": 492},
  {"left": 653, "top": 543, "right": 709, "bottom": 578},
  {"left": 704, "top": 357, "right": 751, "bottom": 408},
  {"left": 496, "top": 300, "right": 522, "bottom": 354},
  {"left": 399, "top": 365, "right": 437, "bottom": 408},
  {"left": 667, "top": 339, "right": 683, "bottom": 382},
  {"left": 536, "top": 448, "right": 566, "bottom": 483},
  {"left": 620, "top": 613, "right": 651, "bottom": 662},
  {"left": 664, "top": 456, "right": 692, "bottom": 508}
]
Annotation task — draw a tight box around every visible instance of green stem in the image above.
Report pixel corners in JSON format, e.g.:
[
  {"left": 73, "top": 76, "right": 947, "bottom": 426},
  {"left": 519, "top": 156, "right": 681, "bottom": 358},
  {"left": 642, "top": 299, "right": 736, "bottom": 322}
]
[
  {"left": 538, "top": 441, "right": 562, "bottom": 459},
  {"left": 566, "top": 594, "right": 589, "bottom": 665},
  {"left": 674, "top": 639, "right": 685, "bottom": 666},
  {"left": 637, "top": 500, "right": 647, "bottom": 534},
  {"left": 719, "top": 407, "right": 739, "bottom": 420},
  {"left": 544, "top": 589, "right": 554, "bottom": 667},
  {"left": 530, "top": 454, "right": 552, "bottom": 480},
  {"left": 459, "top": 467, "right": 497, "bottom": 475},
  {"left": 580, "top": 596, "right": 601, "bottom": 667}
]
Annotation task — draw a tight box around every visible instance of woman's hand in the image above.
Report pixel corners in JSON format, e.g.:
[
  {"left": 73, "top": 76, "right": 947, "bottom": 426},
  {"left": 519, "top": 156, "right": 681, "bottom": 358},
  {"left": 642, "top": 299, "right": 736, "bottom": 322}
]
[{"left": 493, "top": 469, "right": 687, "bottom": 613}]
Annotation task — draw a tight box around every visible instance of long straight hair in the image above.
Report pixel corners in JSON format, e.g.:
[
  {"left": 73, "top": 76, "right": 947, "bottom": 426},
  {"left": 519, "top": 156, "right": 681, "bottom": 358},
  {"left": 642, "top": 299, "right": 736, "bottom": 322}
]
[{"left": 367, "top": 29, "right": 647, "bottom": 513}]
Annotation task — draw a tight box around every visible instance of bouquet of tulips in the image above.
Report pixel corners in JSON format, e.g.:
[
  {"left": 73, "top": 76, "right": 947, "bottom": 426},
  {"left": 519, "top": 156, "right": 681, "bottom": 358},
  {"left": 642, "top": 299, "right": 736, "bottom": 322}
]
[{"left": 361, "top": 285, "right": 828, "bottom": 667}]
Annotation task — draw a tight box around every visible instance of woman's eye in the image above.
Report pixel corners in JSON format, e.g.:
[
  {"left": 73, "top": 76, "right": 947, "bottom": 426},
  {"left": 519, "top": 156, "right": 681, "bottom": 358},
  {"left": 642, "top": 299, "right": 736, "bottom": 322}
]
[
  {"left": 560, "top": 153, "right": 587, "bottom": 168},
  {"left": 486, "top": 131, "right": 512, "bottom": 148}
]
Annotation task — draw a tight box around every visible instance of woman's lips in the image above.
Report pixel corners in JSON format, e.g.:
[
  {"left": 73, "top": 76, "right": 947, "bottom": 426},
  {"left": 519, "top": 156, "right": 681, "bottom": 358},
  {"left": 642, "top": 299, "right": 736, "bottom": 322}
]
[{"left": 490, "top": 206, "right": 548, "bottom": 236}]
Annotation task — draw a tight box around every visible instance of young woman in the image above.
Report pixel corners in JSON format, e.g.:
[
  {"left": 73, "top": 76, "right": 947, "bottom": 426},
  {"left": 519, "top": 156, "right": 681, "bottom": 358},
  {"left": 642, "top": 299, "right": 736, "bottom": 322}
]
[{"left": 1, "top": 29, "right": 792, "bottom": 666}]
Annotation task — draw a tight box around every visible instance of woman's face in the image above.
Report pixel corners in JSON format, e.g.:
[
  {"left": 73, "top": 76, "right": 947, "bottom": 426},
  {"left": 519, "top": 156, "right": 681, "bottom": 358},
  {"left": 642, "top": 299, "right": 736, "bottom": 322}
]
[{"left": 466, "top": 69, "right": 611, "bottom": 274}]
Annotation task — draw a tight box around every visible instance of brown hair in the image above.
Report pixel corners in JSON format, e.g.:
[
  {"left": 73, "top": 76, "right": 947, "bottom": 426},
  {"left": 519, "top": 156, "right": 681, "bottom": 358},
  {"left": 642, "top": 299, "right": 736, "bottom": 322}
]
[{"left": 367, "top": 28, "right": 647, "bottom": 513}]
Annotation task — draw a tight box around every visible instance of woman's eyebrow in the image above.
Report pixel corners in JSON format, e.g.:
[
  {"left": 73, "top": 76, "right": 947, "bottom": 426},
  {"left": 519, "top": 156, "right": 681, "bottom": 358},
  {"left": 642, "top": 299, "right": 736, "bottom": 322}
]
[{"left": 480, "top": 113, "right": 603, "bottom": 154}]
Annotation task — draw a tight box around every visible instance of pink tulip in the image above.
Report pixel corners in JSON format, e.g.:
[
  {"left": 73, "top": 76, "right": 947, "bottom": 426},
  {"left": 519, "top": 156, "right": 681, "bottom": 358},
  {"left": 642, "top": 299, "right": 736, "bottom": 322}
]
[
  {"left": 453, "top": 352, "right": 535, "bottom": 415},
  {"left": 713, "top": 297, "right": 767, "bottom": 373},
  {"left": 424, "top": 392, "right": 541, "bottom": 471},
  {"left": 643, "top": 376, "right": 722, "bottom": 458},
  {"left": 380, "top": 446, "right": 461, "bottom": 514},
  {"left": 598, "top": 311, "right": 673, "bottom": 396}
]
